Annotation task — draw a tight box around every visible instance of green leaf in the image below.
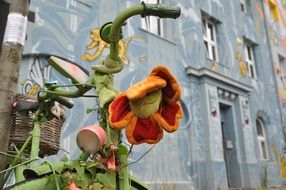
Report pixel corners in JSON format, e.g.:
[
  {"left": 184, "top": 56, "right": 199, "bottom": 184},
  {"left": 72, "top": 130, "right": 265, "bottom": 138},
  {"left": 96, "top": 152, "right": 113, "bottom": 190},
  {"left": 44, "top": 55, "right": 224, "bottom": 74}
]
[
  {"left": 74, "top": 165, "right": 85, "bottom": 176},
  {"left": 89, "top": 182, "right": 104, "bottom": 190},
  {"left": 117, "top": 144, "right": 128, "bottom": 155},
  {"left": 96, "top": 171, "right": 116, "bottom": 189},
  {"left": 86, "top": 162, "right": 101, "bottom": 169}
]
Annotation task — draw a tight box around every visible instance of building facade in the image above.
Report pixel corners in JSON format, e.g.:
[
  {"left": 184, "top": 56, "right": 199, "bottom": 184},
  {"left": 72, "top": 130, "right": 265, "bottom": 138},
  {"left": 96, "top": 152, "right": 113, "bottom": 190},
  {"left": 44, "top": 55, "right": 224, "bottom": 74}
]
[{"left": 11, "top": 0, "right": 286, "bottom": 189}]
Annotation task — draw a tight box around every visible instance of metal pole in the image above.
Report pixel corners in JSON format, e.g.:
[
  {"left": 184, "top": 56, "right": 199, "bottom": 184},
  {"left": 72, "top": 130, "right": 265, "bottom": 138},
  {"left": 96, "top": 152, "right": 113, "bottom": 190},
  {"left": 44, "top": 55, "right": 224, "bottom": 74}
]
[{"left": 0, "top": 0, "right": 30, "bottom": 186}]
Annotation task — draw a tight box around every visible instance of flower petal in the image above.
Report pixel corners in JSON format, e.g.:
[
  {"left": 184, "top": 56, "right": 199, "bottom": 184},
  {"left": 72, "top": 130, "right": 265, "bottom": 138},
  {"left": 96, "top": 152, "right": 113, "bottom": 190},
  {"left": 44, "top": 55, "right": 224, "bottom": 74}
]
[
  {"left": 109, "top": 92, "right": 134, "bottom": 129},
  {"left": 126, "top": 76, "right": 166, "bottom": 100},
  {"left": 150, "top": 65, "right": 181, "bottom": 103},
  {"left": 152, "top": 101, "right": 182, "bottom": 133},
  {"left": 126, "top": 116, "right": 163, "bottom": 145}
]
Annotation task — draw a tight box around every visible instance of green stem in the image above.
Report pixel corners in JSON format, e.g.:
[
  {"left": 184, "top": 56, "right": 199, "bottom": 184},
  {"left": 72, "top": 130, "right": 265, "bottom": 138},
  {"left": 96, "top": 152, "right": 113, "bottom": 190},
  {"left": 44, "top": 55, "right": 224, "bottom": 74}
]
[
  {"left": 15, "top": 165, "right": 26, "bottom": 182},
  {"left": 0, "top": 159, "right": 37, "bottom": 175},
  {"left": 30, "top": 121, "right": 41, "bottom": 167},
  {"left": 108, "top": 5, "right": 144, "bottom": 61},
  {"left": 42, "top": 161, "right": 60, "bottom": 190},
  {"left": 105, "top": 109, "right": 113, "bottom": 145},
  {"left": 2, "top": 135, "right": 32, "bottom": 185},
  {"left": 38, "top": 87, "right": 90, "bottom": 99},
  {"left": 0, "top": 152, "right": 27, "bottom": 161}
]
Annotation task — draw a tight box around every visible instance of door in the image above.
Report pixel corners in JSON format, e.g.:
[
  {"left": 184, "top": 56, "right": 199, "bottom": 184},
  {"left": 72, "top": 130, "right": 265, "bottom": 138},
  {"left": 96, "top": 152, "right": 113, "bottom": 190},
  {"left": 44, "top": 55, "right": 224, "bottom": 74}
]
[{"left": 219, "top": 103, "right": 242, "bottom": 188}]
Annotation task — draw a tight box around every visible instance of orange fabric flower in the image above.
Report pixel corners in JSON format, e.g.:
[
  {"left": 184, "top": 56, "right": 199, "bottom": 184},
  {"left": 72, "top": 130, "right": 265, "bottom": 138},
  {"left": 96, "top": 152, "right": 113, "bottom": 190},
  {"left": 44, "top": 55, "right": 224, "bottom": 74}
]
[{"left": 108, "top": 65, "right": 183, "bottom": 144}]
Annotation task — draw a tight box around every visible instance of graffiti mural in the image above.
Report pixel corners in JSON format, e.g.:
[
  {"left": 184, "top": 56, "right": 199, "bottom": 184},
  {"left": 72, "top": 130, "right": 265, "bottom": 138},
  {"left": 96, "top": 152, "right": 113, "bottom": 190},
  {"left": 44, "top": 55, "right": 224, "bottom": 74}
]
[
  {"left": 82, "top": 28, "right": 147, "bottom": 63},
  {"left": 20, "top": 54, "right": 51, "bottom": 95},
  {"left": 272, "top": 145, "right": 286, "bottom": 178}
]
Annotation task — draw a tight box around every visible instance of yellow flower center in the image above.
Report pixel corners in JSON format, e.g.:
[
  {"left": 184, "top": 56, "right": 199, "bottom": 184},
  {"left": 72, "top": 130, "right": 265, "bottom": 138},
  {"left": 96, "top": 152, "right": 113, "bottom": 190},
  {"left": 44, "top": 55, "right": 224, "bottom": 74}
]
[{"left": 129, "top": 89, "right": 162, "bottom": 118}]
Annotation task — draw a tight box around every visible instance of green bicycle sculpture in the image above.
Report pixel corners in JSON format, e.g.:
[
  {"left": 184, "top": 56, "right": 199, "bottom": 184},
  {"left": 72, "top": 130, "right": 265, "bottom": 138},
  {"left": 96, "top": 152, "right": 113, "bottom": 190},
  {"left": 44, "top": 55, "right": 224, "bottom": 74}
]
[{"left": 1, "top": 2, "right": 182, "bottom": 189}]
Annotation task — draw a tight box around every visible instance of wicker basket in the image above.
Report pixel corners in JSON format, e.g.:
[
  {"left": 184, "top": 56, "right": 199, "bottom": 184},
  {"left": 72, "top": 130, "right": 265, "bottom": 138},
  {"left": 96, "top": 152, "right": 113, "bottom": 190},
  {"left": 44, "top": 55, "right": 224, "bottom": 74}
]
[{"left": 9, "top": 94, "right": 65, "bottom": 158}]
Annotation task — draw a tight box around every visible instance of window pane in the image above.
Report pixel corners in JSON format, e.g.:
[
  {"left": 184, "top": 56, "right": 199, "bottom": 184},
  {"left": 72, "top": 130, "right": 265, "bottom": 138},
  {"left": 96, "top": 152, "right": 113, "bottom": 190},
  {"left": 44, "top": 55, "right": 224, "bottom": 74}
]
[
  {"left": 240, "top": 0, "right": 247, "bottom": 13},
  {"left": 256, "top": 118, "right": 269, "bottom": 160},
  {"left": 146, "top": 0, "right": 158, "bottom": 3},
  {"left": 241, "top": 3, "right": 245, "bottom": 12},
  {"left": 212, "top": 45, "right": 216, "bottom": 60},
  {"left": 207, "top": 22, "right": 212, "bottom": 30},
  {"left": 250, "top": 65, "right": 255, "bottom": 78},
  {"left": 247, "top": 45, "right": 252, "bottom": 60},
  {"left": 204, "top": 41, "right": 209, "bottom": 57},
  {"left": 209, "top": 23, "right": 214, "bottom": 41},
  {"left": 261, "top": 141, "right": 268, "bottom": 159},
  {"left": 149, "top": 16, "right": 158, "bottom": 34},
  {"left": 256, "top": 120, "right": 263, "bottom": 136},
  {"left": 157, "top": 18, "right": 161, "bottom": 36},
  {"left": 141, "top": 0, "right": 163, "bottom": 36},
  {"left": 202, "top": 19, "right": 206, "bottom": 35}
]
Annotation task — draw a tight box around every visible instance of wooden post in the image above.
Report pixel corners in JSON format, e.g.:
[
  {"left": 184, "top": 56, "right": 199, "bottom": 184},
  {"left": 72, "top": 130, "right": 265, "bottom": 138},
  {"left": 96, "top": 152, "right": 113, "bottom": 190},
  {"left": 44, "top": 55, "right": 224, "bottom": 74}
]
[
  {"left": 0, "top": 1, "right": 10, "bottom": 54},
  {"left": 0, "top": 0, "right": 30, "bottom": 186}
]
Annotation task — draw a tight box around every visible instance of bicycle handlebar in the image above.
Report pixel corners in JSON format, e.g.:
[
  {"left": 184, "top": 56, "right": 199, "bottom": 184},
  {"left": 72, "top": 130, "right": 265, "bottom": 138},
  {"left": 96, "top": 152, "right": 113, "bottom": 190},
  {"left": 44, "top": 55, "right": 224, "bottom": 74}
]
[
  {"left": 53, "top": 96, "right": 74, "bottom": 109},
  {"left": 100, "top": 2, "right": 181, "bottom": 72},
  {"left": 141, "top": 2, "right": 180, "bottom": 19}
]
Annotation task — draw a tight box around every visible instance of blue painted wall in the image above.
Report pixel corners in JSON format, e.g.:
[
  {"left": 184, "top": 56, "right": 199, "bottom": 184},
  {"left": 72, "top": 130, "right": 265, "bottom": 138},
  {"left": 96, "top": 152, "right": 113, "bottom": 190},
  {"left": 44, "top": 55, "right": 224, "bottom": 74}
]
[{"left": 18, "top": 0, "right": 286, "bottom": 189}]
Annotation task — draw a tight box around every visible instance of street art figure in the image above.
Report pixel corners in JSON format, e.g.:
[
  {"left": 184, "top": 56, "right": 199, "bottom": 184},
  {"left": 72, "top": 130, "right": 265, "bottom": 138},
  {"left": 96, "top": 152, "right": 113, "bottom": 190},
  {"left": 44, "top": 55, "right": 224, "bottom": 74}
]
[{"left": 82, "top": 28, "right": 146, "bottom": 63}]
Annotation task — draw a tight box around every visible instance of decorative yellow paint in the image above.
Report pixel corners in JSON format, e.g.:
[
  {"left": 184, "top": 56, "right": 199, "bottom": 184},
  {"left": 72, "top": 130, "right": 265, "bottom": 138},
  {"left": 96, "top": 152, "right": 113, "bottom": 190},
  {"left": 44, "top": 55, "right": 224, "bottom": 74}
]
[
  {"left": 28, "top": 84, "right": 40, "bottom": 95},
  {"left": 82, "top": 28, "right": 128, "bottom": 63},
  {"left": 278, "top": 85, "right": 286, "bottom": 104},
  {"left": 236, "top": 37, "right": 243, "bottom": 46},
  {"left": 272, "top": 146, "right": 286, "bottom": 178},
  {"left": 236, "top": 52, "right": 248, "bottom": 76},
  {"left": 210, "top": 62, "right": 217, "bottom": 72},
  {"left": 269, "top": 0, "right": 280, "bottom": 21},
  {"left": 82, "top": 28, "right": 147, "bottom": 63},
  {"left": 265, "top": 0, "right": 286, "bottom": 27}
]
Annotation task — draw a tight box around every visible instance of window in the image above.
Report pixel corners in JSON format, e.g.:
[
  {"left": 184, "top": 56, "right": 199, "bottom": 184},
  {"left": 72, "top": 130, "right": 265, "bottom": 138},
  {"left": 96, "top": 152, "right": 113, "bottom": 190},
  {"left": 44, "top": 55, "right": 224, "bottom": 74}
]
[
  {"left": 256, "top": 119, "right": 269, "bottom": 160},
  {"left": 202, "top": 18, "right": 218, "bottom": 61},
  {"left": 244, "top": 42, "right": 257, "bottom": 79},
  {"left": 269, "top": 0, "right": 279, "bottom": 21},
  {"left": 240, "top": 0, "right": 247, "bottom": 13},
  {"left": 141, "top": 0, "right": 163, "bottom": 36}
]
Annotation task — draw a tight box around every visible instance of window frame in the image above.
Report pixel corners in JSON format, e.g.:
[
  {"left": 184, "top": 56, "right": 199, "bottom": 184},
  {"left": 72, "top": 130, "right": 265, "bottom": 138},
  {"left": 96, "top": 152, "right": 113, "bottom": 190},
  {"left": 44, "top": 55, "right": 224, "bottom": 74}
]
[
  {"left": 244, "top": 42, "right": 257, "bottom": 79},
  {"left": 256, "top": 118, "right": 269, "bottom": 161},
  {"left": 202, "top": 18, "right": 219, "bottom": 62},
  {"left": 141, "top": 0, "right": 163, "bottom": 37}
]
